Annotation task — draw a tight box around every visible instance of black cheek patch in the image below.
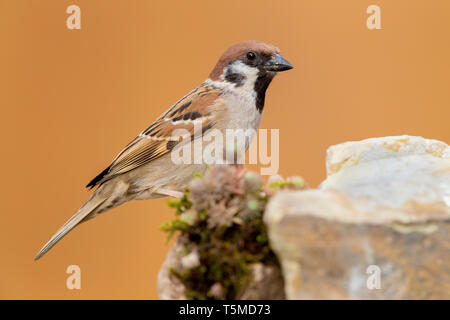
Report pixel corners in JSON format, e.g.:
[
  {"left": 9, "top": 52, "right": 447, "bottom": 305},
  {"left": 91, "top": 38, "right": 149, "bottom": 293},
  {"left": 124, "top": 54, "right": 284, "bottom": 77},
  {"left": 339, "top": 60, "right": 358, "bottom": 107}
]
[{"left": 225, "top": 71, "right": 245, "bottom": 87}]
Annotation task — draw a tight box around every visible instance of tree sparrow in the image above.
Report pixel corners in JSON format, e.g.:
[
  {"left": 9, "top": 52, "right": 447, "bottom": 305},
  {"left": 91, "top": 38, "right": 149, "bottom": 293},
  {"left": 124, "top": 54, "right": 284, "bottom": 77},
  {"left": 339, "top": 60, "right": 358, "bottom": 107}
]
[{"left": 35, "top": 40, "right": 293, "bottom": 260}]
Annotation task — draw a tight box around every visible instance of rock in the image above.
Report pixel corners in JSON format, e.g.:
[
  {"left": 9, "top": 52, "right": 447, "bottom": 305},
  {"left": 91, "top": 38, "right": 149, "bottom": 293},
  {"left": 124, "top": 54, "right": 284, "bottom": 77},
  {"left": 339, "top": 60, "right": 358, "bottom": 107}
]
[
  {"left": 238, "top": 263, "right": 285, "bottom": 300},
  {"left": 265, "top": 135, "right": 450, "bottom": 299},
  {"left": 322, "top": 135, "right": 450, "bottom": 214},
  {"left": 157, "top": 240, "right": 186, "bottom": 300},
  {"left": 158, "top": 240, "right": 285, "bottom": 300},
  {"left": 325, "top": 135, "right": 449, "bottom": 177}
]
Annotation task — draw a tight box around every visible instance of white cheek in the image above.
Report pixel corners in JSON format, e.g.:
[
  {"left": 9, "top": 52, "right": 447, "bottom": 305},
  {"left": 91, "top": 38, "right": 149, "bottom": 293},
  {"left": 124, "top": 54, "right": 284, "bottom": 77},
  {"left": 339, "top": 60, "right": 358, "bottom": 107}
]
[
  {"left": 214, "top": 61, "right": 259, "bottom": 112},
  {"left": 221, "top": 60, "right": 259, "bottom": 92}
]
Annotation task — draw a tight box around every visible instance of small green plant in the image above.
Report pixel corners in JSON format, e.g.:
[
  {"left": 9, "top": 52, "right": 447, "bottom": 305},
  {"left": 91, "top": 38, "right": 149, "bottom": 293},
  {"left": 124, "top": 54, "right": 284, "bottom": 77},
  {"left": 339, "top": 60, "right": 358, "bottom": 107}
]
[{"left": 161, "top": 166, "right": 306, "bottom": 299}]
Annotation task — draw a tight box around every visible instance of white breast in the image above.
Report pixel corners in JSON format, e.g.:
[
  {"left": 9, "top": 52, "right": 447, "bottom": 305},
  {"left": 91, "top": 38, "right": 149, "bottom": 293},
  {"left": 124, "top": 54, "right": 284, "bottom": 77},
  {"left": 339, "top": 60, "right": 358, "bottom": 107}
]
[{"left": 206, "top": 60, "right": 263, "bottom": 131}]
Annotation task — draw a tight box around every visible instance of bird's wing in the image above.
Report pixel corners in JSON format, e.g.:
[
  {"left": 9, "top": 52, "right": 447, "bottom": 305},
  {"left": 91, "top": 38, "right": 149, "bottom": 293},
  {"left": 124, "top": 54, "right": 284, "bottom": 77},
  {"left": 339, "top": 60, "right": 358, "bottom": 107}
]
[{"left": 86, "top": 83, "right": 222, "bottom": 188}]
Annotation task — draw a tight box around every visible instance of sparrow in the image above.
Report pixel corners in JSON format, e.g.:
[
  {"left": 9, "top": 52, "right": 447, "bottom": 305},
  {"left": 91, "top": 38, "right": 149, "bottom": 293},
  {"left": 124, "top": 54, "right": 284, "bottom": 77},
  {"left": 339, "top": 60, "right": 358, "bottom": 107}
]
[{"left": 35, "top": 40, "right": 293, "bottom": 260}]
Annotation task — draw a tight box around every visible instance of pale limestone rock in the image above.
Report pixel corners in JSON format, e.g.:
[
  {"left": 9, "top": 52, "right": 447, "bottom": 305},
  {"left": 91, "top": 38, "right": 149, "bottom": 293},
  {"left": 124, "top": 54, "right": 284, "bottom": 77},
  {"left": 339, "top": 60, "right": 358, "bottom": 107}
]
[
  {"left": 322, "top": 135, "right": 450, "bottom": 213},
  {"left": 157, "top": 240, "right": 186, "bottom": 300},
  {"left": 238, "top": 263, "right": 285, "bottom": 300},
  {"left": 265, "top": 136, "right": 450, "bottom": 299},
  {"left": 326, "top": 135, "right": 450, "bottom": 177}
]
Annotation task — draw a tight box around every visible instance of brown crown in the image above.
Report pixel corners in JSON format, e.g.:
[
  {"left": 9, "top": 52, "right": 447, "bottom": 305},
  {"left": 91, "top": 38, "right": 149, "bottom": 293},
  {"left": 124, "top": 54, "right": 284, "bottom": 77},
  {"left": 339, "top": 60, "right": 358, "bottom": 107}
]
[{"left": 209, "top": 40, "right": 280, "bottom": 80}]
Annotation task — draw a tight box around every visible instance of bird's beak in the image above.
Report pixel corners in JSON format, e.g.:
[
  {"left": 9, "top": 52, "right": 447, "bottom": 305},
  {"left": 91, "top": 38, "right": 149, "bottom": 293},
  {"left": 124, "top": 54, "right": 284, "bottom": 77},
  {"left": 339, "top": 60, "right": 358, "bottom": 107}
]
[{"left": 264, "top": 54, "right": 293, "bottom": 72}]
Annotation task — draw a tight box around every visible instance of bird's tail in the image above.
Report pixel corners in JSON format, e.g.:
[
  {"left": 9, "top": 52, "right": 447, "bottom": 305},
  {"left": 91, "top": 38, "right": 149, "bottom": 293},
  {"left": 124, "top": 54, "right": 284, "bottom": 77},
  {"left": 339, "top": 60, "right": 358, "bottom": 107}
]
[{"left": 34, "top": 189, "right": 109, "bottom": 261}]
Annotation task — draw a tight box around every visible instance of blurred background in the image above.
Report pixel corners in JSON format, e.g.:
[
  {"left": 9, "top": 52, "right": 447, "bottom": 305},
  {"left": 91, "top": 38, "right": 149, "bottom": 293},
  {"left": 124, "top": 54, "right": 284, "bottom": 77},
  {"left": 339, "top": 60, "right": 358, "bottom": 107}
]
[{"left": 0, "top": 0, "right": 449, "bottom": 299}]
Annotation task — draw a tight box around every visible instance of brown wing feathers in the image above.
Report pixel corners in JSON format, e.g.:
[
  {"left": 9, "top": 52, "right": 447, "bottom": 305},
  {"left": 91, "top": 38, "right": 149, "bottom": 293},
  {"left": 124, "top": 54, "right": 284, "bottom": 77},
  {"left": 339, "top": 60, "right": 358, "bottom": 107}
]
[{"left": 86, "top": 84, "right": 220, "bottom": 189}]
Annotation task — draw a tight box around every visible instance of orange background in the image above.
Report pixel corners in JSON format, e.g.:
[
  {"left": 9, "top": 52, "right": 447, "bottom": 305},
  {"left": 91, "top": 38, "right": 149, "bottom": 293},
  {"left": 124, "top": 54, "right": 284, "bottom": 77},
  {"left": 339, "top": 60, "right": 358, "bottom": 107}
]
[{"left": 1, "top": 0, "right": 449, "bottom": 299}]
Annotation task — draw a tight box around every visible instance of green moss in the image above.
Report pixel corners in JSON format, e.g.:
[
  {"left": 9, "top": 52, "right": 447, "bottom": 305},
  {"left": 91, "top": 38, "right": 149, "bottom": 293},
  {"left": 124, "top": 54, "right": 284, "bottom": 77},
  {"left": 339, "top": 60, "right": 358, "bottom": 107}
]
[
  {"left": 161, "top": 166, "right": 283, "bottom": 300},
  {"left": 167, "top": 193, "right": 191, "bottom": 214},
  {"left": 160, "top": 219, "right": 190, "bottom": 243},
  {"left": 269, "top": 180, "right": 295, "bottom": 189},
  {"left": 269, "top": 176, "right": 306, "bottom": 190}
]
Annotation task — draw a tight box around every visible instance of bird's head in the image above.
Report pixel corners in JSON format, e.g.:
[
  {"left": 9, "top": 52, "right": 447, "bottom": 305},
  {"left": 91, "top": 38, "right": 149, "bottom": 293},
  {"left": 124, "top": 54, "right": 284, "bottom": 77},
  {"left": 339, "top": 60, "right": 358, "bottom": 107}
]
[
  {"left": 209, "top": 40, "right": 292, "bottom": 85},
  {"left": 209, "top": 41, "right": 292, "bottom": 111}
]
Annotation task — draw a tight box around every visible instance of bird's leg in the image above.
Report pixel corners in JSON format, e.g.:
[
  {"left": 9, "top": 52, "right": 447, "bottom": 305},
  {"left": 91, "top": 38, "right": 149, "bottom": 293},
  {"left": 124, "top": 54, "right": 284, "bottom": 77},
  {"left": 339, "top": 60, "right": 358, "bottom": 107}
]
[{"left": 156, "top": 188, "right": 184, "bottom": 198}]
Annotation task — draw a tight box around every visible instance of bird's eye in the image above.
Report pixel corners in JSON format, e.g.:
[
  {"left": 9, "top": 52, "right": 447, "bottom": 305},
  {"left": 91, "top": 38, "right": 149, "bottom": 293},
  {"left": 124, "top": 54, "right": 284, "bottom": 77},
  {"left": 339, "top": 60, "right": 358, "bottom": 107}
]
[{"left": 246, "top": 51, "right": 256, "bottom": 60}]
